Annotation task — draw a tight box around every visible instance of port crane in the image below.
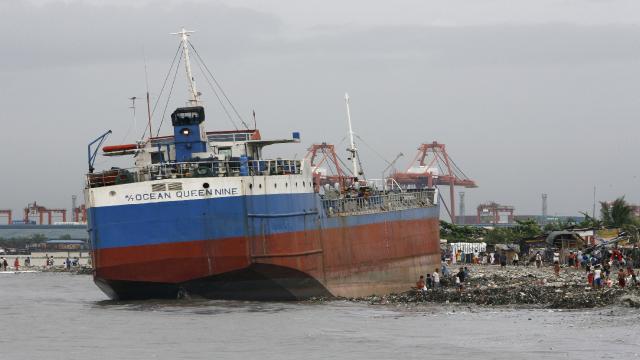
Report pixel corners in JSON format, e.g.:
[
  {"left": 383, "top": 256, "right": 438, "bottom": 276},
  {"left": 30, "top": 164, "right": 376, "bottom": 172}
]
[
  {"left": 23, "top": 202, "right": 67, "bottom": 225},
  {"left": 391, "top": 141, "right": 477, "bottom": 223}
]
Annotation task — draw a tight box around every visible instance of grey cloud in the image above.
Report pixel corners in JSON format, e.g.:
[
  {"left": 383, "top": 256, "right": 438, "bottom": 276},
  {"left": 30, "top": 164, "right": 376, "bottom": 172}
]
[
  {"left": 0, "top": 1, "right": 638, "bottom": 216},
  {"left": 0, "top": 1, "right": 281, "bottom": 69}
]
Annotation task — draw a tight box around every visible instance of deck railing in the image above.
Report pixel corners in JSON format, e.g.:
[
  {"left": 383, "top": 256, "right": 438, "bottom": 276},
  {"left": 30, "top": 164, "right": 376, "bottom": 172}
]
[
  {"left": 87, "top": 159, "right": 302, "bottom": 188},
  {"left": 321, "top": 189, "right": 436, "bottom": 217}
]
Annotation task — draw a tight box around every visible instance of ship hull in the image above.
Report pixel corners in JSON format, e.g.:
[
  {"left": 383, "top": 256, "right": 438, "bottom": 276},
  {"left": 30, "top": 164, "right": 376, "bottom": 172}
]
[{"left": 87, "top": 176, "right": 440, "bottom": 300}]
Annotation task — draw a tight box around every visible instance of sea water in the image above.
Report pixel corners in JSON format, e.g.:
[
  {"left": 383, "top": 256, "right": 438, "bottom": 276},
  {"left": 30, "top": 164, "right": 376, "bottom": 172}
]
[{"left": 0, "top": 273, "right": 638, "bottom": 360}]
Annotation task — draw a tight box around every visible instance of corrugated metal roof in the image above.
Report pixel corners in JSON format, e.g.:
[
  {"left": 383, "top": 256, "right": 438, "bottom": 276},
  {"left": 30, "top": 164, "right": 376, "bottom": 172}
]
[{"left": 45, "top": 240, "right": 86, "bottom": 244}]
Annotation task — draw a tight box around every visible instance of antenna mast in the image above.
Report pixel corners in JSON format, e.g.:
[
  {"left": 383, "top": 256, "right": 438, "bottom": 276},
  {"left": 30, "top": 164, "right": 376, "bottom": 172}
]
[
  {"left": 345, "top": 93, "right": 360, "bottom": 179},
  {"left": 172, "top": 27, "right": 200, "bottom": 106},
  {"left": 129, "top": 96, "right": 137, "bottom": 128}
]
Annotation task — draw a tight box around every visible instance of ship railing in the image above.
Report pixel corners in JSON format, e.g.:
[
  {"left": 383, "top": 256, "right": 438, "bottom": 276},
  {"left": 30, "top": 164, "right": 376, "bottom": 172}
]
[
  {"left": 321, "top": 190, "right": 436, "bottom": 217},
  {"left": 366, "top": 178, "right": 404, "bottom": 192},
  {"left": 86, "top": 159, "right": 303, "bottom": 188}
]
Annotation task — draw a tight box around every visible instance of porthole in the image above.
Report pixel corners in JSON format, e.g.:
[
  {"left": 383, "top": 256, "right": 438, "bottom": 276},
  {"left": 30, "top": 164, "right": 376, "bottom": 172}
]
[
  {"left": 285, "top": 183, "right": 288, "bottom": 188},
  {"left": 109, "top": 191, "right": 116, "bottom": 196},
  {"left": 249, "top": 183, "right": 253, "bottom": 189},
  {"left": 274, "top": 183, "right": 277, "bottom": 189},
  {"left": 295, "top": 182, "right": 298, "bottom": 187},
  {"left": 302, "top": 181, "right": 305, "bottom": 187},
  {"left": 259, "top": 184, "right": 262, "bottom": 189},
  {"left": 203, "top": 183, "right": 210, "bottom": 189}
]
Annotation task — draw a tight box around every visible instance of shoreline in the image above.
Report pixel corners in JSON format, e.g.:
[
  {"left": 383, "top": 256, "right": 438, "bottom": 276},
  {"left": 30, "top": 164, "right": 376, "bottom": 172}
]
[{"left": 313, "top": 264, "right": 640, "bottom": 309}]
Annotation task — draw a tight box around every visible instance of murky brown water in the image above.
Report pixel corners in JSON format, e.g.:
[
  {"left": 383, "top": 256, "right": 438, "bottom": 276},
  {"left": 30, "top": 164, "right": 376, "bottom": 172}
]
[{"left": 1, "top": 272, "right": 639, "bottom": 359}]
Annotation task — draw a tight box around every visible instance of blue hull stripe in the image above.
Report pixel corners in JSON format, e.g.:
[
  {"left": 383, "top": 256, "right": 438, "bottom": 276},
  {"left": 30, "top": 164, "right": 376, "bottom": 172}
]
[{"left": 89, "top": 193, "right": 439, "bottom": 250}]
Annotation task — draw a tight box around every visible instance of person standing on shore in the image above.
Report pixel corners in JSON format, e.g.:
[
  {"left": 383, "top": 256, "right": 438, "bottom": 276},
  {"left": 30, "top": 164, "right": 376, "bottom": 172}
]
[
  {"left": 456, "top": 268, "right": 465, "bottom": 292},
  {"left": 594, "top": 265, "right": 602, "bottom": 289},
  {"left": 513, "top": 252, "right": 519, "bottom": 266},
  {"left": 617, "top": 268, "right": 626, "bottom": 288},
  {"left": 2, "top": 257, "right": 7, "bottom": 271},
  {"left": 576, "top": 250, "right": 582, "bottom": 269},
  {"left": 631, "top": 245, "right": 640, "bottom": 268},
  {"left": 627, "top": 267, "right": 638, "bottom": 287},
  {"left": 535, "top": 252, "right": 542, "bottom": 268},
  {"left": 603, "top": 261, "right": 611, "bottom": 278},
  {"left": 432, "top": 268, "right": 440, "bottom": 288},
  {"left": 13, "top": 258, "right": 19, "bottom": 271},
  {"left": 441, "top": 263, "right": 450, "bottom": 277},
  {"left": 25, "top": 257, "right": 30, "bottom": 267},
  {"left": 416, "top": 275, "right": 426, "bottom": 293}
]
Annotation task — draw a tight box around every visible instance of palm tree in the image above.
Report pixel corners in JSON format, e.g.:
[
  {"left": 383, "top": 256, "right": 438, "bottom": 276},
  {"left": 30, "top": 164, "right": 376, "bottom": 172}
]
[{"left": 600, "top": 197, "right": 633, "bottom": 228}]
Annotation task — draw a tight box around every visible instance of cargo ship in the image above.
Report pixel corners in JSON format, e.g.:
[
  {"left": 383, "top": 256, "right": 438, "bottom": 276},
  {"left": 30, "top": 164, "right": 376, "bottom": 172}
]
[{"left": 84, "top": 29, "right": 440, "bottom": 300}]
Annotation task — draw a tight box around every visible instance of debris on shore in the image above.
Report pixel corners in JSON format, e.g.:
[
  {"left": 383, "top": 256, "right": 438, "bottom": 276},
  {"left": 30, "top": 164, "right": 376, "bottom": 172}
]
[
  {"left": 313, "top": 265, "right": 640, "bottom": 309},
  {"left": 39, "top": 265, "right": 93, "bottom": 275}
]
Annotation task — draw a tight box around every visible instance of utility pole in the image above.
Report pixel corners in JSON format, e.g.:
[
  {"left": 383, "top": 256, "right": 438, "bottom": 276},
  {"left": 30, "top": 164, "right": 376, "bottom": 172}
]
[
  {"left": 592, "top": 186, "right": 597, "bottom": 219},
  {"left": 459, "top": 192, "right": 465, "bottom": 225},
  {"left": 542, "top": 193, "right": 548, "bottom": 226},
  {"left": 71, "top": 195, "right": 77, "bottom": 222}
]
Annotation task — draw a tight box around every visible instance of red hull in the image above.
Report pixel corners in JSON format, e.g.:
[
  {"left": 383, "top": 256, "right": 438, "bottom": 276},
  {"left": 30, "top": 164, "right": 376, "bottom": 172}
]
[{"left": 94, "top": 217, "right": 440, "bottom": 299}]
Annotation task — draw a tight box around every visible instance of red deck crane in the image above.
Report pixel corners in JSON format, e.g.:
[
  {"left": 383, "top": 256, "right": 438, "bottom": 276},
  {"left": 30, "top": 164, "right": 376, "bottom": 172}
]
[{"left": 392, "top": 141, "right": 477, "bottom": 223}]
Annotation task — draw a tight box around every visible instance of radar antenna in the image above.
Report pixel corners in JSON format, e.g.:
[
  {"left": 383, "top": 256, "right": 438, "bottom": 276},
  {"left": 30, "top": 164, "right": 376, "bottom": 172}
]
[{"left": 171, "top": 27, "right": 200, "bottom": 106}]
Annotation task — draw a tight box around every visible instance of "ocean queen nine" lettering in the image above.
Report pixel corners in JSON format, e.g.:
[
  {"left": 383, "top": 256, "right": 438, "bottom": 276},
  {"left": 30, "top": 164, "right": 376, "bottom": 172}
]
[{"left": 124, "top": 187, "right": 239, "bottom": 202}]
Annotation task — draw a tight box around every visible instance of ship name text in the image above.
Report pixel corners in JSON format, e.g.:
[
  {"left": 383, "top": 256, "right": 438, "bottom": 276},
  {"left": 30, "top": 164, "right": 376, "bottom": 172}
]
[{"left": 124, "top": 187, "right": 239, "bottom": 202}]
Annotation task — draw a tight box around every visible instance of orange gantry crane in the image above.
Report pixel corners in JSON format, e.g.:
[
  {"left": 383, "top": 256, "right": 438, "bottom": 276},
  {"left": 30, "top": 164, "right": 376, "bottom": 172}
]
[
  {"left": 73, "top": 204, "right": 87, "bottom": 223},
  {"left": 391, "top": 141, "right": 477, "bottom": 223},
  {"left": 0, "top": 210, "right": 11, "bottom": 224},
  {"left": 477, "top": 202, "right": 515, "bottom": 225},
  {"left": 304, "top": 140, "right": 477, "bottom": 223},
  {"left": 304, "top": 143, "right": 353, "bottom": 191},
  {"left": 24, "top": 202, "right": 67, "bottom": 225}
]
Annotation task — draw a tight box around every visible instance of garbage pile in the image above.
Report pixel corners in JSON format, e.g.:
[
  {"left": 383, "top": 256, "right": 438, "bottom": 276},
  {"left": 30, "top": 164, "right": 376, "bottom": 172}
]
[
  {"left": 41, "top": 265, "right": 93, "bottom": 275},
  {"left": 352, "top": 265, "right": 640, "bottom": 309}
]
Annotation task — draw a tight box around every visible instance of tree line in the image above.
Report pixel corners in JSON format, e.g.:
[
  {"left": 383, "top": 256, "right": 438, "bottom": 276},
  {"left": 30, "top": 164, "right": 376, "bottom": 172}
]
[{"left": 441, "top": 196, "right": 639, "bottom": 244}]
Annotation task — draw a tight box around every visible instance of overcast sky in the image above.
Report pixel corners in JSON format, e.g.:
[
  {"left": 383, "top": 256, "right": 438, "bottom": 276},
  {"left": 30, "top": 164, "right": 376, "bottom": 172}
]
[{"left": 1, "top": 0, "right": 639, "bottom": 219}]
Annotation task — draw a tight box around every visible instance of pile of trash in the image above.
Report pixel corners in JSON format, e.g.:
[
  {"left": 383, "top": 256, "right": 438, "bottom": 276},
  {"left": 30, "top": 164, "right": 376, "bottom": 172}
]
[
  {"left": 40, "top": 265, "right": 93, "bottom": 275},
  {"left": 350, "top": 265, "right": 640, "bottom": 309}
]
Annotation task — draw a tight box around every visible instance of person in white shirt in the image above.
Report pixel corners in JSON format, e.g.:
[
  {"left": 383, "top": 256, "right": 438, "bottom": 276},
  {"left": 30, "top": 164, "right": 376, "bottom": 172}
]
[
  {"left": 594, "top": 266, "right": 602, "bottom": 288},
  {"left": 432, "top": 268, "right": 440, "bottom": 288}
]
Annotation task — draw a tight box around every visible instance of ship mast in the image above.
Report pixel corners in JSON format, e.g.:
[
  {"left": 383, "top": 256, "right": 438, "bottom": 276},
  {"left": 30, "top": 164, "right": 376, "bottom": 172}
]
[
  {"left": 172, "top": 27, "right": 200, "bottom": 106},
  {"left": 345, "top": 93, "right": 361, "bottom": 179}
]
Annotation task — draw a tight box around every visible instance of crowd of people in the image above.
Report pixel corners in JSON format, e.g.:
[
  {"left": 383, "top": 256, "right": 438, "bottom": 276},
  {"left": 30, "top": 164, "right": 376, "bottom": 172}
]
[
  {"left": 0, "top": 256, "right": 29, "bottom": 271},
  {"left": 442, "top": 249, "right": 516, "bottom": 267},
  {"left": 0, "top": 254, "right": 80, "bottom": 271},
  {"left": 415, "top": 244, "right": 640, "bottom": 294},
  {"left": 416, "top": 265, "right": 470, "bottom": 293}
]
